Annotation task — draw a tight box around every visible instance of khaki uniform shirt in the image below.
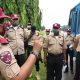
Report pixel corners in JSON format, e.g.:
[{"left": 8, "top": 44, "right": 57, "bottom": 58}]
[
  {"left": 43, "top": 34, "right": 49, "bottom": 40},
  {"left": 43, "top": 34, "right": 64, "bottom": 54},
  {"left": 28, "top": 31, "right": 43, "bottom": 46},
  {"left": 5, "top": 25, "right": 28, "bottom": 55},
  {"left": 64, "top": 35, "right": 74, "bottom": 49},
  {"left": 0, "top": 40, "right": 20, "bottom": 80},
  {"left": 74, "top": 36, "right": 80, "bottom": 52}
]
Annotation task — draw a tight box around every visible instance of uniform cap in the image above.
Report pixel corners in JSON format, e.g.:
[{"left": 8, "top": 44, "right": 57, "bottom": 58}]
[
  {"left": 0, "top": 8, "right": 10, "bottom": 19},
  {"left": 11, "top": 14, "right": 19, "bottom": 20},
  {"left": 46, "top": 29, "right": 50, "bottom": 32},
  {"left": 66, "top": 28, "right": 71, "bottom": 32},
  {"left": 53, "top": 23, "right": 60, "bottom": 29},
  {"left": 0, "top": 38, "right": 8, "bottom": 44}
]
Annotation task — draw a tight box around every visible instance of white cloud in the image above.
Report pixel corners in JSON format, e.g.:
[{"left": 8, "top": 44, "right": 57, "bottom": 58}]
[{"left": 39, "top": 0, "right": 80, "bottom": 29}]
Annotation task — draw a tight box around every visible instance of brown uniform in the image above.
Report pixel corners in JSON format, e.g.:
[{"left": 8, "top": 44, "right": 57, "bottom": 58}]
[
  {"left": 64, "top": 35, "right": 74, "bottom": 73},
  {"left": 0, "top": 36, "right": 20, "bottom": 80},
  {"left": 43, "top": 34, "right": 64, "bottom": 54},
  {"left": 64, "top": 35, "right": 74, "bottom": 49},
  {"left": 43, "top": 33, "right": 64, "bottom": 80},
  {"left": 74, "top": 36, "right": 80, "bottom": 80},
  {"left": 28, "top": 31, "right": 43, "bottom": 46},
  {"left": 74, "top": 36, "right": 80, "bottom": 52},
  {"left": 5, "top": 25, "right": 28, "bottom": 55},
  {"left": 4, "top": 25, "right": 28, "bottom": 66}
]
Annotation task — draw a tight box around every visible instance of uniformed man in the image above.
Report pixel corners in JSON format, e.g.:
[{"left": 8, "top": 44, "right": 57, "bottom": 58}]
[
  {"left": 74, "top": 35, "right": 80, "bottom": 80},
  {"left": 4, "top": 14, "right": 28, "bottom": 67},
  {"left": 64, "top": 28, "right": 74, "bottom": 74},
  {"left": 24, "top": 23, "right": 32, "bottom": 51},
  {"left": 43, "top": 29, "right": 50, "bottom": 67},
  {"left": 0, "top": 7, "right": 42, "bottom": 80},
  {"left": 27, "top": 25, "right": 36, "bottom": 57},
  {"left": 27, "top": 26, "right": 43, "bottom": 80},
  {"left": 27, "top": 23, "right": 32, "bottom": 30},
  {"left": 43, "top": 23, "right": 64, "bottom": 80},
  {"left": 44, "top": 29, "right": 50, "bottom": 38},
  {"left": 45, "top": 29, "right": 50, "bottom": 35},
  {"left": 35, "top": 31, "right": 43, "bottom": 80}
]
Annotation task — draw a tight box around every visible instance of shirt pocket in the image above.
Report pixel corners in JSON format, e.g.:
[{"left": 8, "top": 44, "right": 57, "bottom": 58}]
[
  {"left": 58, "top": 40, "right": 63, "bottom": 47},
  {"left": 18, "top": 30, "right": 24, "bottom": 39},
  {"left": 49, "top": 40, "right": 55, "bottom": 45}
]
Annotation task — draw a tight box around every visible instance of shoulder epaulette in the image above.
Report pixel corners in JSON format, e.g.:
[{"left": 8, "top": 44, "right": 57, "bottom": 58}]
[{"left": 18, "top": 25, "right": 24, "bottom": 29}]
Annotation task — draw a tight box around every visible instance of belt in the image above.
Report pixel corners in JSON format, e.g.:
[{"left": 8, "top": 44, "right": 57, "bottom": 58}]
[{"left": 48, "top": 53, "right": 63, "bottom": 57}]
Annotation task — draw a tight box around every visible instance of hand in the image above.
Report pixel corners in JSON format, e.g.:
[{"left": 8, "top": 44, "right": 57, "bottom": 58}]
[{"left": 33, "top": 38, "right": 42, "bottom": 53}]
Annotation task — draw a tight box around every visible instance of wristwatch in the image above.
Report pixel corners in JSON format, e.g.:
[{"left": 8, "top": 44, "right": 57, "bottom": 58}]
[{"left": 31, "top": 51, "right": 39, "bottom": 58}]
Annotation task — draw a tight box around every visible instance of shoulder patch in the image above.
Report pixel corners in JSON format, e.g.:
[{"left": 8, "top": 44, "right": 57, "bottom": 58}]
[{"left": 0, "top": 51, "right": 12, "bottom": 64}]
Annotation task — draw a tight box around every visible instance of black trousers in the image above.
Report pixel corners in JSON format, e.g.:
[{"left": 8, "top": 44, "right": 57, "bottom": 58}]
[
  {"left": 27, "top": 45, "right": 33, "bottom": 57},
  {"left": 35, "top": 59, "right": 40, "bottom": 71},
  {"left": 47, "top": 53, "right": 63, "bottom": 80},
  {"left": 74, "top": 52, "right": 80, "bottom": 80},
  {"left": 15, "top": 54, "right": 26, "bottom": 67},
  {"left": 66, "top": 48, "right": 74, "bottom": 71}
]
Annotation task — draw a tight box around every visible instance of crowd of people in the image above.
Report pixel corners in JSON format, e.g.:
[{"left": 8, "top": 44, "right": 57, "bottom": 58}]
[{"left": 0, "top": 7, "right": 80, "bottom": 80}]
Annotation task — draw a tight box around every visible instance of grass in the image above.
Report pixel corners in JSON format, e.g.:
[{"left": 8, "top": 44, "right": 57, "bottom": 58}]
[
  {"left": 27, "top": 49, "right": 46, "bottom": 80},
  {"left": 27, "top": 62, "right": 46, "bottom": 80},
  {"left": 27, "top": 31, "right": 46, "bottom": 80}
]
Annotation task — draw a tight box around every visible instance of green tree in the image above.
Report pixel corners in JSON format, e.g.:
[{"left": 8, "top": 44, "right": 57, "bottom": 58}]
[{"left": 0, "top": 0, "right": 42, "bottom": 29}]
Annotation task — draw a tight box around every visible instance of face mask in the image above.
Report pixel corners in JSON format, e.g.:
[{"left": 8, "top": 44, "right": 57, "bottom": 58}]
[
  {"left": 52, "top": 29, "right": 59, "bottom": 36},
  {"left": 46, "top": 32, "right": 50, "bottom": 35},
  {"left": 67, "top": 32, "right": 71, "bottom": 35},
  {"left": 12, "top": 19, "right": 19, "bottom": 26}
]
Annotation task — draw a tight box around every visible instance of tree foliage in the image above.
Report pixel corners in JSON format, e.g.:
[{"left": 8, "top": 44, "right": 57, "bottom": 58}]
[{"left": 0, "top": 0, "right": 42, "bottom": 30}]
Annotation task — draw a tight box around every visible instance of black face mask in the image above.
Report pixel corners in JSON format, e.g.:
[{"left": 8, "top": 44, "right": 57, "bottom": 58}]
[
  {"left": 67, "top": 32, "right": 71, "bottom": 35},
  {"left": 13, "top": 23, "right": 18, "bottom": 27},
  {"left": 53, "top": 29, "right": 59, "bottom": 36}
]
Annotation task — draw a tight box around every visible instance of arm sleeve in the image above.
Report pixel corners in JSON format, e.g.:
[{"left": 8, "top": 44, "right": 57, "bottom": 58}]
[
  {"left": 74, "top": 36, "right": 79, "bottom": 50},
  {"left": 0, "top": 45, "right": 20, "bottom": 80}
]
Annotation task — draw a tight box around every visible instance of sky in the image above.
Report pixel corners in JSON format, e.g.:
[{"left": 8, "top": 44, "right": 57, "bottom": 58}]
[{"left": 39, "top": 0, "right": 80, "bottom": 29}]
